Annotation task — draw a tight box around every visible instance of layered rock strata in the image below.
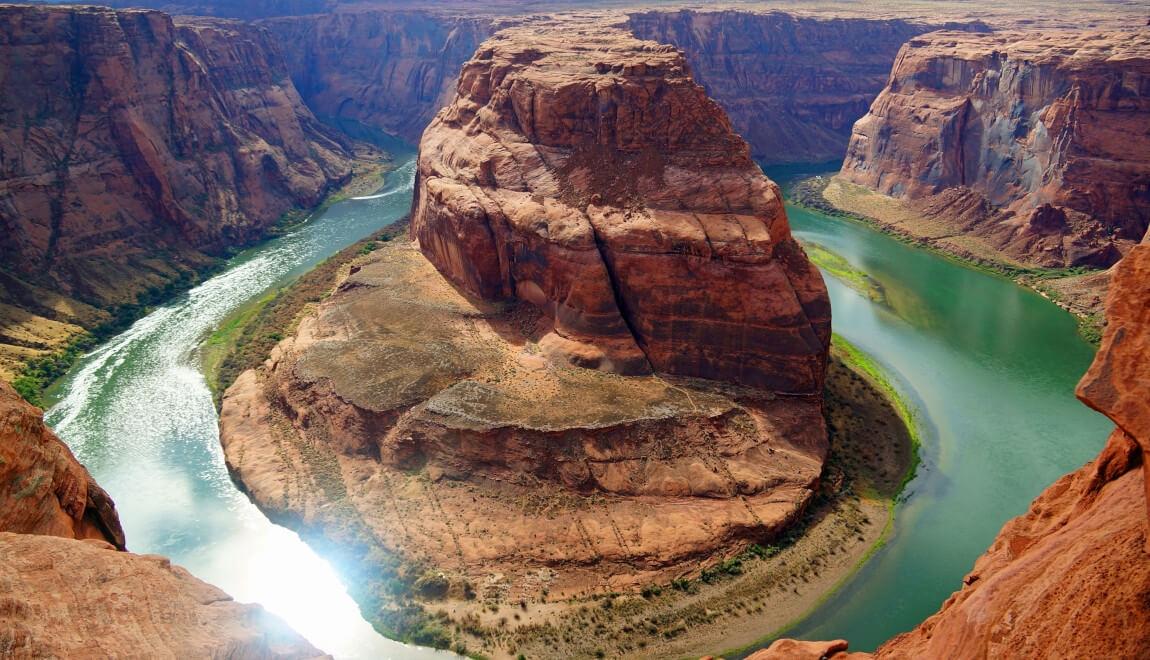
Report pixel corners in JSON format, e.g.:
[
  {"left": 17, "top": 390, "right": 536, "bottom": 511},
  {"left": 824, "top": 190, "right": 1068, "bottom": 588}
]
[
  {"left": 412, "top": 22, "right": 831, "bottom": 393},
  {"left": 838, "top": 29, "right": 1150, "bottom": 269},
  {"left": 0, "top": 381, "right": 324, "bottom": 658},
  {"left": 626, "top": 10, "right": 980, "bottom": 164},
  {"left": 221, "top": 22, "right": 831, "bottom": 605},
  {"left": 262, "top": 10, "right": 495, "bottom": 143},
  {"left": 0, "top": 5, "right": 361, "bottom": 378},
  {"left": 752, "top": 242, "right": 1150, "bottom": 659}
]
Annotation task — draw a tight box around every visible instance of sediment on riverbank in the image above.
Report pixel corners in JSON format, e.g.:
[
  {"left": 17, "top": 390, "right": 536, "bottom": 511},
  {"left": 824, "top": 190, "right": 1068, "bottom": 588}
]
[
  {"left": 791, "top": 175, "right": 1107, "bottom": 344},
  {"left": 212, "top": 232, "right": 917, "bottom": 658}
]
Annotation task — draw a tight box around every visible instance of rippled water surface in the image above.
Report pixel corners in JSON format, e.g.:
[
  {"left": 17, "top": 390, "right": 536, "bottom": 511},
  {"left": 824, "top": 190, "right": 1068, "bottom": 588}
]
[
  {"left": 763, "top": 167, "right": 1110, "bottom": 651},
  {"left": 46, "top": 158, "right": 446, "bottom": 659}
]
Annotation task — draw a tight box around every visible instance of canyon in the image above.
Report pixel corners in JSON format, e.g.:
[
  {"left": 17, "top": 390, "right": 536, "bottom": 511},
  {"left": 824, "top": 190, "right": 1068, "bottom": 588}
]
[
  {"left": 0, "top": 379, "right": 325, "bottom": 658},
  {"left": 829, "top": 28, "right": 1150, "bottom": 315},
  {"left": 0, "top": 1, "right": 1146, "bottom": 659},
  {"left": 0, "top": 4, "right": 370, "bottom": 381}
]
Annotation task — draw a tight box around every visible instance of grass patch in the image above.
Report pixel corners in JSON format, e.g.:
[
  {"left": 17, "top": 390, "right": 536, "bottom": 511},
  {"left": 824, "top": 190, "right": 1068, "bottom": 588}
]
[{"left": 803, "top": 242, "right": 886, "bottom": 304}]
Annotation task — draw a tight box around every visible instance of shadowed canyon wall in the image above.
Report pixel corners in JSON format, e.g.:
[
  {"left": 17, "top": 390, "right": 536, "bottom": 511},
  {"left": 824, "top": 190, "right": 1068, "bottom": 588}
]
[
  {"left": 0, "top": 380, "right": 324, "bottom": 658},
  {"left": 839, "top": 29, "right": 1150, "bottom": 269},
  {"left": 261, "top": 10, "right": 495, "bottom": 144},
  {"left": 626, "top": 10, "right": 986, "bottom": 164},
  {"left": 0, "top": 5, "right": 357, "bottom": 378}
]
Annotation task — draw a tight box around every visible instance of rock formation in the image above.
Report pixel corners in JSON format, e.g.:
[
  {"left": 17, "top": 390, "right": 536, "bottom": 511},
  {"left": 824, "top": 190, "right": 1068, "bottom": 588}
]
[
  {"left": 627, "top": 10, "right": 983, "bottom": 164},
  {"left": 220, "top": 22, "right": 831, "bottom": 635},
  {"left": 838, "top": 29, "right": 1150, "bottom": 269},
  {"left": 262, "top": 9, "right": 494, "bottom": 143},
  {"left": 0, "top": 5, "right": 361, "bottom": 378},
  {"left": 0, "top": 380, "right": 325, "bottom": 658},
  {"left": 412, "top": 22, "right": 831, "bottom": 392},
  {"left": 751, "top": 241, "right": 1150, "bottom": 659}
]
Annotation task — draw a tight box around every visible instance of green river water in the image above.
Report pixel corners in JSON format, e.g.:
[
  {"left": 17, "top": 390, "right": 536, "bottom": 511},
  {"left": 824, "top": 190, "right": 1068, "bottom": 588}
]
[{"left": 42, "top": 159, "right": 1110, "bottom": 657}]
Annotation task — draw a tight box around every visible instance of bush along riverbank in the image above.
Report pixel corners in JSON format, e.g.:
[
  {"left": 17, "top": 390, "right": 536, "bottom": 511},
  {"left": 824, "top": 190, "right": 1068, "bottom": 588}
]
[{"left": 789, "top": 175, "right": 1106, "bottom": 345}]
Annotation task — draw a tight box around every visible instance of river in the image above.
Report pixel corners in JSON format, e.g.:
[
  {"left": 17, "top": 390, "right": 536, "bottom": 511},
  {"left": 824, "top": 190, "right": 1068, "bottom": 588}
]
[
  {"left": 764, "top": 167, "right": 1112, "bottom": 650},
  {"left": 45, "top": 156, "right": 445, "bottom": 659},
  {"left": 42, "top": 158, "right": 1110, "bottom": 658}
]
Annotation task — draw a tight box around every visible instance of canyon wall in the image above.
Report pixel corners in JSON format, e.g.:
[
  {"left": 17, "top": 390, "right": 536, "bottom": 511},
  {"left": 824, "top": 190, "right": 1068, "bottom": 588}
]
[
  {"left": 261, "top": 10, "right": 495, "bottom": 144},
  {"left": 753, "top": 240, "right": 1150, "bottom": 659},
  {"left": 839, "top": 30, "right": 1150, "bottom": 268},
  {"left": 0, "top": 380, "right": 324, "bottom": 658},
  {"left": 626, "top": 10, "right": 981, "bottom": 164},
  {"left": 412, "top": 20, "right": 831, "bottom": 391},
  {"left": 0, "top": 5, "right": 359, "bottom": 378}
]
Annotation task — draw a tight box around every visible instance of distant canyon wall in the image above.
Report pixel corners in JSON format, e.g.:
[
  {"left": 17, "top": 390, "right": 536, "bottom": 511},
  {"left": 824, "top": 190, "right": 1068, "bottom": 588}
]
[
  {"left": 839, "top": 30, "right": 1150, "bottom": 268},
  {"left": 0, "top": 5, "right": 357, "bottom": 377},
  {"left": 626, "top": 10, "right": 985, "bottom": 164},
  {"left": 260, "top": 10, "right": 495, "bottom": 144}
]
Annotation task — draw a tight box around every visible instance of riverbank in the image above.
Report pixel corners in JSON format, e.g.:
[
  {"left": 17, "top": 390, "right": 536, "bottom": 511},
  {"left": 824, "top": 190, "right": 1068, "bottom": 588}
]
[
  {"left": 212, "top": 233, "right": 918, "bottom": 658},
  {"left": 791, "top": 175, "right": 1107, "bottom": 344},
  {"left": 11, "top": 151, "right": 395, "bottom": 410}
]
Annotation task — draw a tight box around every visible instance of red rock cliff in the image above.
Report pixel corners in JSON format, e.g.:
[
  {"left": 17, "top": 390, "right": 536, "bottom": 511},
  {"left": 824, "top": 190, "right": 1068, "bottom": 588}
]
[
  {"left": 626, "top": 10, "right": 984, "bottom": 164},
  {"left": 840, "top": 29, "right": 1150, "bottom": 268},
  {"left": 0, "top": 5, "right": 358, "bottom": 376},
  {"left": 411, "top": 21, "right": 831, "bottom": 393},
  {"left": 0, "top": 380, "right": 324, "bottom": 658},
  {"left": 752, "top": 241, "right": 1150, "bottom": 660}
]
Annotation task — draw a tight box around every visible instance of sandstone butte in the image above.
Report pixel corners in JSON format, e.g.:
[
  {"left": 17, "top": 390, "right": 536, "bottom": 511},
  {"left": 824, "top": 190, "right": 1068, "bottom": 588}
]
[
  {"left": 750, "top": 237, "right": 1150, "bottom": 659},
  {"left": 0, "top": 380, "right": 325, "bottom": 658},
  {"left": 837, "top": 29, "right": 1150, "bottom": 271},
  {"left": 219, "top": 20, "right": 832, "bottom": 606},
  {"left": 0, "top": 5, "right": 363, "bottom": 379}
]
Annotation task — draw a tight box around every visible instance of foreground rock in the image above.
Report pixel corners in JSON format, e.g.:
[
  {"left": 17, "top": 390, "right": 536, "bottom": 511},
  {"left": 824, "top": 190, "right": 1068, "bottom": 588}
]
[
  {"left": 837, "top": 29, "right": 1150, "bottom": 271},
  {"left": 0, "top": 5, "right": 363, "bottom": 378},
  {"left": 0, "top": 381, "right": 324, "bottom": 658},
  {"left": 412, "top": 21, "right": 831, "bottom": 392},
  {"left": 753, "top": 242, "right": 1150, "bottom": 659}
]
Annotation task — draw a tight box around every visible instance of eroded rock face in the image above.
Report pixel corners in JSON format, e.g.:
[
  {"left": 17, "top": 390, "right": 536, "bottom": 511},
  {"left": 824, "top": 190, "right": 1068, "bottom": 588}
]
[
  {"left": 0, "top": 5, "right": 358, "bottom": 375},
  {"left": 0, "top": 381, "right": 124, "bottom": 548},
  {"left": 753, "top": 241, "right": 1150, "bottom": 660},
  {"left": 840, "top": 29, "right": 1150, "bottom": 268},
  {"left": 0, "top": 532, "right": 326, "bottom": 659},
  {"left": 262, "top": 10, "right": 494, "bottom": 143},
  {"left": 0, "top": 381, "right": 324, "bottom": 658},
  {"left": 411, "top": 21, "right": 831, "bottom": 393},
  {"left": 626, "top": 10, "right": 980, "bottom": 164}
]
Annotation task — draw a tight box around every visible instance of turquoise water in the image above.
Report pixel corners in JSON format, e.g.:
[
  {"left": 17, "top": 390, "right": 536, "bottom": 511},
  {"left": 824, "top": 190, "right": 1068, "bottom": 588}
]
[
  {"left": 767, "top": 169, "right": 1111, "bottom": 650},
  {"left": 44, "top": 156, "right": 448, "bottom": 659}
]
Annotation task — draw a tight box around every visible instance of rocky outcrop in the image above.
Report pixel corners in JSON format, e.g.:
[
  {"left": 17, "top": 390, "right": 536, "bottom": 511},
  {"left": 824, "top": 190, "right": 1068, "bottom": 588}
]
[
  {"left": 0, "top": 380, "right": 325, "bottom": 658},
  {"left": 261, "top": 10, "right": 494, "bottom": 144},
  {"left": 0, "top": 5, "right": 360, "bottom": 377},
  {"left": 839, "top": 29, "right": 1150, "bottom": 269},
  {"left": 412, "top": 21, "right": 831, "bottom": 393},
  {"left": 752, "top": 242, "right": 1150, "bottom": 659},
  {"left": 0, "top": 381, "right": 124, "bottom": 548},
  {"left": 0, "top": 532, "right": 326, "bottom": 658},
  {"left": 626, "top": 10, "right": 981, "bottom": 164}
]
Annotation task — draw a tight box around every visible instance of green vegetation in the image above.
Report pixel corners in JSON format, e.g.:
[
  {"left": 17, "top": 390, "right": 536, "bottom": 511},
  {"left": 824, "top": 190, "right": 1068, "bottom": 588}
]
[
  {"left": 802, "top": 241, "right": 886, "bottom": 304},
  {"left": 15, "top": 265, "right": 223, "bottom": 408}
]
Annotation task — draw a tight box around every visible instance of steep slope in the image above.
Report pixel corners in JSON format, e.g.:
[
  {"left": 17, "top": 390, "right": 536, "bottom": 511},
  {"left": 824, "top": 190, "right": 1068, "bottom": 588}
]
[
  {"left": 0, "top": 380, "right": 324, "bottom": 658},
  {"left": 837, "top": 29, "right": 1150, "bottom": 269},
  {"left": 261, "top": 10, "right": 494, "bottom": 144},
  {"left": 626, "top": 10, "right": 982, "bottom": 164},
  {"left": 0, "top": 5, "right": 361, "bottom": 380},
  {"left": 752, "top": 239, "right": 1150, "bottom": 659},
  {"left": 412, "top": 21, "right": 831, "bottom": 392}
]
